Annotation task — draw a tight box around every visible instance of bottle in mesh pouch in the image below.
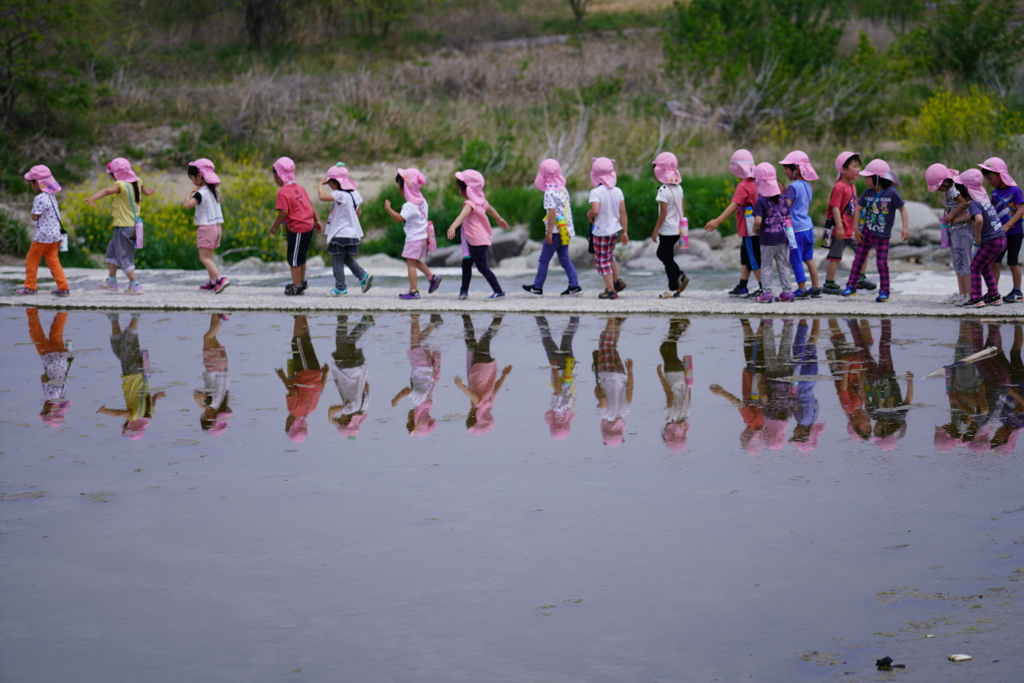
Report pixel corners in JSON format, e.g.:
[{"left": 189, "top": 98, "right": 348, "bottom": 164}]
[{"left": 556, "top": 213, "right": 571, "bottom": 245}]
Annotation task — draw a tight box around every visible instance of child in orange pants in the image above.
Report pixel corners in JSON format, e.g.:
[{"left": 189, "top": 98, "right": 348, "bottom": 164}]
[{"left": 16, "top": 165, "right": 69, "bottom": 296}]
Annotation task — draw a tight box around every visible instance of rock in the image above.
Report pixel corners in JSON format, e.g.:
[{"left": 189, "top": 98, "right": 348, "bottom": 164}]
[
  {"left": 426, "top": 244, "right": 460, "bottom": 267},
  {"left": 904, "top": 200, "right": 940, "bottom": 244},
  {"left": 520, "top": 239, "right": 543, "bottom": 256},
  {"left": 490, "top": 228, "right": 529, "bottom": 263},
  {"left": 721, "top": 233, "right": 742, "bottom": 252},
  {"left": 615, "top": 241, "right": 646, "bottom": 262},
  {"left": 495, "top": 254, "right": 539, "bottom": 271},
  {"left": 624, "top": 257, "right": 664, "bottom": 272},
  {"left": 225, "top": 256, "right": 290, "bottom": 273},
  {"left": 445, "top": 249, "right": 466, "bottom": 267},
  {"left": 889, "top": 245, "right": 935, "bottom": 261},
  {"left": 358, "top": 252, "right": 407, "bottom": 270},
  {"left": 88, "top": 253, "right": 108, "bottom": 269},
  {"left": 306, "top": 255, "right": 325, "bottom": 268},
  {"left": 690, "top": 229, "right": 723, "bottom": 249},
  {"left": 568, "top": 236, "right": 594, "bottom": 268},
  {"left": 921, "top": 228, "right": 943, "bottom": 244}
]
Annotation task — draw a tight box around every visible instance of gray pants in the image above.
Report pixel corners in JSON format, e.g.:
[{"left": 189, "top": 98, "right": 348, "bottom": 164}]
[
  {"left": 760, "top": 243, "right": 793, "bottom": 293},
  {"left": 105, "top": 226, "right": 137, "bottom": 273},
  {"left": 949, "top": 226, "right": 973, "bottom": 276},
  {"left": 328, "top": 240, "right": 366, "bottom": 289}
]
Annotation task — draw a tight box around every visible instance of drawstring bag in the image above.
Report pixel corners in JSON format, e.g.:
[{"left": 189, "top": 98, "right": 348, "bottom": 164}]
[
  {"left": 418, "top": 204, "right": 437, "bottom": 252},
  {"left": 127, "top": 184, "right": 144, "bottom": 249}
]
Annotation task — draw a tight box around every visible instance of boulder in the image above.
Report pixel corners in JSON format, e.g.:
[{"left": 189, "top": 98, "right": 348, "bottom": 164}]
[
  {"left": 359, "top": 252, "right": 407, "bottom": 270},
  {"left": 888, "top": 245, "right": 935, "bottom": 261},
  {"left": 921, "top": 228, "right": 943, "bottom": 245},
  {"left": 721, "top": 233, "right": 742, "bottom": 252},
  {"left": 690, "top": 229, "right": 723, "bottom": 249},
  {"left": 495, "top": 253, "right": 540, "bottom": 271},
  {"left": 568, "top": 236, "right": 594, "bottom": 268},
  {"left": 490, "top": 228, "right": 529, "bottom": 263},
  {"left": 426, "top": 244, "right": 461, "bottom": 267},
  {"left": 225, "top": 256, "right": 290, "bottom": 274},
  {"left": 520, "top": 239, "right": 543, "bottom": 256},
  {"left": 307, "top": 255, "right": 325, "bottom": 268},
  {"left": 904, "top": 200, "right": 940, "bottom": 243}
]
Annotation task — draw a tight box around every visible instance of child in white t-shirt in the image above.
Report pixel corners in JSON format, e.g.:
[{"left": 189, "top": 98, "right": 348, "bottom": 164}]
[
  {"left": 392, "top": 314, "right": 443, "bottom": 435},
  {"left": 385, "top": 168, "right": 441, "bottom": 300},
  {"left": 586, "top": 157, "right": 629, "bottom": 299},
  {"left": 656, "top": 318, "right": 691, "bottom": 450},
  {"left": 328, "top": 314, "right": 374, "bottom": 438},
  {"left": 593, "top": 317, "right": 633, "bottom": 445},
  {"left": 182, "top": 159, "right": 229, "bottom": 293},
  {"left": 16, "top": 166, "right": 70, "bottom": 297},
  {"left": 318, "top": 163, "right": 373, "bottom": 297},
  {"left": 650, "top": 152, "right": 689, "bottom": 298}
]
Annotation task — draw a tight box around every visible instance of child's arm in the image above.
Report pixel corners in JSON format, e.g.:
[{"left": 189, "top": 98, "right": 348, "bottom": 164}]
[
  {"left": 446, "top": 204, "right": 473, "bottom": 241},
  {"left": 151, "top": 390, "right": 166, "bottom": 410},
  {"left": 85, "top": 185, "right": 119, "bottom": 207},
  {"left": 276, "top": 367, "right": 293, "bottom": 390},
  {"left": 269, "top": 209, "right": 287, "bottom": 236},
  {"left": 391, "top": 386, "right": 411, "bottom": 406},
  {"left": 313, "top": 211, "right": 324, "bottom": 234},
  {"left": 1004, "top": 204, "right": 1024, "bottom": 233},
  {"left": 545, "top": 208, "right": 557, "bottom": 245},
  {"left": 704, "top": 202, "right": 737, "bottom": 232},
  {"left": 899, "top": 205, "right": 910, "bottom": 242},
  {"left": 493, "top": 365, "right": 514, "bottom": 394},
  {"left": 657, "top": 364, "right": 674, "bottom": 405},
  {"left": 320, "top": 364, "right": 330, "bottom": 392},
  {"left": 485, "top": 205, "right": 510, "bottom": 231},
  {"left": 651, "top": 201, "right": 668, "bottom": 242},
  {"left": 328, "top": 405, "right": 343, "bottom": 421},
  {"left": 182, "top": 187, "right": 200, "bottom": 209},
  {"left": 625, "top": 358, "right": 634, "bottom": 403},
  {"left": 317, "top": 181, "right": 334, "bottom": 202},
  {"left": 96, "top": 405, "right": 130, "bottom": 417},
  {"left": 193, "top": 389, "right": 208, "bottom": 408},
  {"left": 618, "top": 200, "right": 629, "bottom": 245},
  {"left": 904, "top": 371, "right": 914, "bottom": 405},
  {"left": 453, "top": 376, "right": 480, "bottom": 405},
  {"left": 587, "top": 200, "right": 600, "bottom": 224},
  {"left": 752, "top": 215, "right": 762, "bottom": 235},
  {"left": 384, "top": 199, "right": 404, "bottom": 223},
  {"left": 141, "top": 184, "right": 156, "bottom": 197},
  {"left": 973, "top": 213, "right": 983, "bottom": 244},
  {"left": 709, "top": 383, "right": 741, "bottom": 408},
  {"left": 946, "top": 197, "right": 970, "bottom": 223}
]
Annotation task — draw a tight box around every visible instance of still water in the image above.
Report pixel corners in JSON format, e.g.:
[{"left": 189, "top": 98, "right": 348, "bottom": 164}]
[{"left": 1, "top": 310, "right": 1022, "bottom": 682}]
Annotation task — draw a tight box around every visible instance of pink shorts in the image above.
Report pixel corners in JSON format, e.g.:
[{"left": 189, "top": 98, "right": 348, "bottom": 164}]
[
  {"left": 197, "top": 224, "right": 222, "bottom": 250},
  {"left": 402, "top": 239, "right": 428, "bottom": 260}
]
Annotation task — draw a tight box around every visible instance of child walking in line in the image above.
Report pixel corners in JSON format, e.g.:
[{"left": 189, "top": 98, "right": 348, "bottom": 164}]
[
  {"left": 269, "top": 157, "right": 323, "bottom": 296},
  {"left": 318, "top": 163, "right": 372, "bottom": 297},
  {"left": 523, "top": 159, "right": 582, "bottom": 297},
  {"left": 98, "top": 313, "right": 165, "bottom": 439},
  {"left": 925, "top": 163, "right": 972, "bottom": 305},
  {"left": 656, "top": 318, "right": 691, "bottom": 451},
  {"left": 979, "top": 157, "right": 1024, "bottom": 303},
  {"left": 789, "top": 319, "right": 825, "bottom": 451},
  {"left": 535, "top": 315, "right": 580, "bottom": 440},
  {"left": 446, "top": 169, "right": 510, "bottom": 300},
  {"left": 823, "top": 152, "right": 860, "bottom": 294},
  {"left": 841, "top": 159, "right": 909, "bottom": 302},
  {"left": 592, "top": 317, "right": 633, "bottom": 446},
  {"left": 277, "top": 315, "right": 328, "bottom": 442},
  {"left": 957, "top": 169, "right": 1007, "bottom": 308},
  {"left": 87, "top": 158, "right": 156, "bottom": 295},
  {"left": 455, "top": 314, "right": 512, "bottom": 435},
  {"left": 751, "top": 163, "right": 796, "bottom": 303},
  {"left": 650, "top": 152, "right": 690, "bottom": 298},
  {"left": 328, "top": 314, "right": 374, "bottom": 438},
  {"left": 193, "top": 313, "right": 232, "bottom": 435},
  {"left": 710, "top": 319, "right": 766, "bottom": 454},
  {"left": 587, "top": 157, "right": 629, "bottom": 299},
  {"left": 27, "top": 309, "right": 73, "bottom": 428},
  {"left": 780, "top": 150, "right": 820, "bottom": 298},
  {"left": 16, "top": 166, "right": 69, "bottom": 297},
  {"left": 385, "top": 168, "right": 441, "bottom": 300},
  {"left": 850, "top": 318, "right": 914, "bottom": 449},
  {"left": 392, "top": 313, "right": 443, "bottom": 436},
  {"left": 704, "top": 149, "right": 761, "bottom": 297},
  {"left": 183, "top": 159, "right": 229, "bottom": 293}
]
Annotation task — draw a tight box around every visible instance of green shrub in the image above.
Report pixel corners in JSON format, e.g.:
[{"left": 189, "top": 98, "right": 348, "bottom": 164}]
[
  {"left": 0, "top": 210, "right": 31, "bottom": 256},
  {"left": 906, "top": 87, "right": 1024, "bottom": 163}
]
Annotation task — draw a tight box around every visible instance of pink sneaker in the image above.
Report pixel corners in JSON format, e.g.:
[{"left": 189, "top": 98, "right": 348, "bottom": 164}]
[
  {"left": 757, "top": 291, "right": 774, "bottom": 303},
  {"left": 199, "top": 281, "right": 217, "bottom": 291},
  {"left": 96, "top": 279, "right": 118, "bottom": 291},
  {"left": 776, "top": 291, "right": 795, "bottom": 302},
  {"left": 213, "top": 277, "right": 230, "bottom": 293}
]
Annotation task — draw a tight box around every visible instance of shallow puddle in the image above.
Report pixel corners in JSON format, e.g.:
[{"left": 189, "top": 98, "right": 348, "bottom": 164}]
[{"left": 1, "top": 310, "right": 1021, "bottom": 682}]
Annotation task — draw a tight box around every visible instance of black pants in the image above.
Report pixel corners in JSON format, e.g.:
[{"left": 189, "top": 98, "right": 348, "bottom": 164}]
[
  {"left": 463, "top": 314, "right": 502, "bottom": 365},
  {"left": 659, "top": 318, "right": 689, "bottom": 373},
  {"left": 332, "top": 314, "right": 372, "bottom": 369},
  {"left": 536, "top": 315, "right": 579, "bottom": 369},
  {"left": 657, "top": 235, "right": 685, "bottom": 290},
  {"left": 461, "top": 244, "right": 502, "bottom": 294}
]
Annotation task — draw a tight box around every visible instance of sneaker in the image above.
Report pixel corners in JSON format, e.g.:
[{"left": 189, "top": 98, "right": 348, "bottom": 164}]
[
  {"left": 776, "top": 291, "right": 796, "bottom": 302},
  {"left": 792, "top": 289, "right": 810, "bottom": 300},
  {"left": 96, "top": 279, "right": 118, "bottom": 291},
  {"left": 956, "top": 294, "right": 971, "bottom": 306},
  {"left": 614, "top": 279, "right": 627, "bottom": 292},
  {"left": 945, "top": 292, "right": 961, "bottom": 304},
  {"left": 199, "top": 281, "right": 217, "bottom": 291},
  {"left": 983, "top": 293, "right": 1003, "bottom": 306},
  {"left": 218, "top": 313, "right": 230, "bottom": 321},
  {"left": 963, "top": 296, "right": 986, "bottom": 308},
  {"left": 522, "top": 284, "right": 543, "bottom": 295},
  {"left": 856, "top": 275, "right": 877, "bottom": 291},
  {"left": 677, "top": 274, "right": 690, "bottom": 293},
  {"left": 329, "top": 287, "right": 348, "bottom": 297},
  {"left": 841, "top": 285, "right": 857, "bottom": 297},
  {"left": 598, "top": 289, "right": 618, "bottom": 300},
  {"left": 360, "top": 273, "right": 374, "bottom": 293},
  {"left": 747, "top": 287, "right": 764, "bottom": 299},
  {"left": 14, "top": 287, "right": 37, "bottom": 295},
  {"left": 284, "top": 283, "right": 302, "bottom": 296},
  {"left": 808, "top": 287, "right": 822, "bottom": 298},
  {"left": 822, "top": 282, "right": 841, "bottom": 295},
  {"left": 458, "top": 291, "right": 468, "bottom": 300},
  {"left": 1003, "top": 289, "right": 1023, "bottom": 303},
  {"left": 125, "top": 281, "right": 143, "bottom": 296},
  {"left": 213, "top": 277, "right": 230, "bottom": 293},
  {"left": 485, "top": 291, "right": 505, "bottom": 300},
  {"left": 561, "top": 286, "right": 583, "bottom": 297},
  {"left": 876, "top": 290, "right": 890, "bottom": 303},
  {"left": 659, "top": 290, "right": 679, "bottom": 299},
  {"left": 298, "top": 279, "right": 309, "bottom": 293},
  {"left": 757, "top": 291, "right": 774, "bottom": 303},
  {"left": 428, "top": 275, "right": 442, "bottom": 294},
  {"left": 399, "top": 290, "right": 421, "bottom": 300},
  {"left": 51, "top": 289, "right": 70, "bottom": 297},
  {"left": 727, "top": 284, "right": 748, "bottom": 297}
]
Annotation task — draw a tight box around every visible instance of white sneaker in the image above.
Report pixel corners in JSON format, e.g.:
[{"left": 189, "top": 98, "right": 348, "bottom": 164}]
[
  {"left": 955, "top": 294, "right": 970, "bottom": 306},
  {"left": 945, "top": 292, "right": 960, "bottom": 304}
]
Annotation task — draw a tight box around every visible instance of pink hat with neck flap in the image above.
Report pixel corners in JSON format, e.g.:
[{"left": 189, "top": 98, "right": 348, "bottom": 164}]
[
  {"left": 779, "top": 150, "right": 819, "bottom": 181},
  {"left": 590, "top": 157, "right": 617, "bottom": 188},
  {"left": 398, "top": 167, "right": 426, "bottom": 205},
  {"left": 753, "top": 162, "right": 782, "bottom": 197},
  {"left": 325, "top": 163, "right": 358, "bottom": 190},
  {"left": 190, "top": 158, "right": 221, "bottom": 185},
  {"left": 979, "top": 157, "right": 1017, "bottom": 188},
  {"left": 24, "top": 165, "right": 61, "bottom": 193},
  {"left": 455, "top": 169, "right": 487, "bottom": 205},
  {"left": 653, "top": 152, "right": 682, "bottom": 185},
  {"left": 535, "top": 158, "right": 566, "bottom": 192},
  {"left": 953, "top": 169, "right": 991, "bottom": 203},
  {"left": 925, "top": 163, "right": 958, "bottom": 192},
  {"left": 107, "top": 157, "right": 139, "bottom": 183},
  {"left": 730, "top": 149, "right": 756, "bottom": 179},
  {"left": 273, "top": 157, "right": 296, "bottom": 183}
]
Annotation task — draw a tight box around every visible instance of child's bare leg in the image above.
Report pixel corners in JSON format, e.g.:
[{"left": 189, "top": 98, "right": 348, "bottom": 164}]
[
  {"left": 602, "top": 272, "right": 615, "bottom": 291},
  {"left": 198, "top": 248, "right": 220, "bottom": 280},
  {"left": 204, "top": 314, "right": 222, "bottom": 347},
  {"left": 406, "top": 260, "right": 419, "bottom": 291},
  {"left": 107, "top": 262, "right": 117, "bottom": 278},
  {"left": 804, "top": 259, "right": 819, "bottom": 288},
  {"left": 289, "top": 265, "right": 302, "bottom": 287},
  {"left": 825, "top": 259, "right": 839, "bottom": 282},
  {"left": 414, "top": 260, "right": 433, "bottom": 279},
  {"left": 611, "top": 259, "right": 621, "bottom": 283},
  {"left": 958, "top": 273, "right": 970, "bottom": 296},
  {"left": 410, "top": 313, "right": 421, "bottom": 345},
  {"left": 1011, "top": 264, "right": 1022, "bottom": 290}
]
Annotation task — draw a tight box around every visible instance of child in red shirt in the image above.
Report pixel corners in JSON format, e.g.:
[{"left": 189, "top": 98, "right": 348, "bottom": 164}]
[
  {"left": 704, "top": 149, "right": 761, "bottom": 297},
  {"left": 269, "top": 157, "right": 323, "bottom": 296}
]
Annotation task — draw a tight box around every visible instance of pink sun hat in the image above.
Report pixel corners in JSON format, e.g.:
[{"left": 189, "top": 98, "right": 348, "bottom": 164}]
[
  {"left": 272, "top": 157, "right": 296, "bottom": 183},
  {"left": 978, "top": 157, "right": 1017, "bottom": 187},
  {"left": 190, "top": 158, "right": 221, "bottom": 185},
  {"left": 872, "top": 434, "right": 901, "bottom": 452},
  {"left": 24, "top": 165, "right": 61, "bottom": 193},
  {"left": 397, "top": 167, "right": 426, "bottom": 205},
  {"left": 336, "top": 411, "right": 367, "bottom": 438},
  {"left": 740, "top": 426, "right": 763, "bottom": 454},
  {"left": 652, "top": 152, "right": 682, "bottom": 185},
  {"left": 601, "top": 417, "right": 626, "bottom": 446},
  {"left": 206, "top": 408, "right": 233, "bottom": 436},
  {"left": 753, "top": 162, "right": 782, "bottom": 197},
  {"left": 764, "top": 418, "right": 787, "bottom": 450},
  {"left": 455, "top": 169, "right": 487, "bottom": 205},
  {"left": 859, "top": 158, "right": 891, "bottom": 179},
  {"left": 122, "top": 417, "right": 150, "bottom": 440},
  {"left": 792, "top": 422, "right": 826, "bottom": 453},
  {"left": 934, "top": 425, "right": 960, "bottom": 451},
  {"left": 38, "top": 400, "right": 71, "bottom": 428},
  {"left": 662, "top": 421, "right": 689, "bottom": 451},
  {"left": 410, "top": 402, "right": 436, "bottom": 436},
  {"left": 994, "top": 427, "right": 1021, "bottom": 453},
  {"left": 953, "top": 169, "right": 991, "bottom": 203},
  {"left": 287, "top": 416, "right": 308, "bottom": 443},
  {"left": 325, "top": 163, "right": 358, "bottom": 190},
  {"left": 544, "top": 408, "right": 574, "bottom": 440},
  {"left": 729, "top": 149, "right": 756, "bottom": 179},
  {"left": 534, "top": 158, "right": 566, "bottom": 192},
  {"left": 779, "top": 150, "right": 819, "bottom": 181},
  {"left": 107, "top": 157, "right": 139, "bottom": 183},
  {"left": 590, "top": 157, "right": 617, "bottom": 188},
  {"left": 834, "top": 151, "right": 859, "bottom": 181},
  {"left": 925, "top": 163, "right": 958, "bottom": 192}
]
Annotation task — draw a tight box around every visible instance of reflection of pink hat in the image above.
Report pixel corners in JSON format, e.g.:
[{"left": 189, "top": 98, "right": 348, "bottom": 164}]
[
  {"left": 273, "top": 157, "right": 296, "bottom": 183},
  {"left": 834, "top": 151, "right": 859, "bottom": 181},
  {"left": 740, "top": 427, "right": 762, "bottom": 454},
  {"left": 730, "top": 149, "right": 755, "bottom": 179},
  {"left": 398, "top": 168, "right": 426, "bottom": 205},
  {"left": 468, "top": 406, "right": 494, "bottom": 435},
  {"left": 662, "top": 421, "right": 688, "bottom": 451},
  {"left": 287, "top": 416, "right": 308, "bottom": 443},
  {"left": 925, "top": 163, "right": 958, "bottom": 192},
  {"left": 190, "top": 158, "right": 221, "bottom": 185},
  {"left": 107, "top": 157, "right": 139, "bottom": 183},
  {"left": 792, "top": 422, "right": 826, "bottom": 453},
  {"left": 24, "top": 165, "right": 61, "bottom": 193},
  {"left": 410, "top": 402, "right": 435, "bottom": 436},
  {"left": 455, "top": 169, "right": 486, "bottom": 205},
  {"left": 39, "top": 400, "right": 71, "bottom": 428},
  {"left": 994, "top": 427, "right": 1022, "bottom": 453},
  {"left": 601, "top": 417, "right": 626, "bottom": 446},
  {"left": 860, "top": 159, "right": 899, "bottom": 186},
  {"left": 954, "top": 169, "right": 992, "bottom": 203},
  {"left": 754, "top": 163, "right": 781, "bottom": 197},
  {"left": 846, "top": 421, "right": 869, "bottom": 441},
  {"left": 535, "top": 158, "right": 566, "bottom": 192},
  {"left": 590, "top": 157, "right": 617, "bottom": 188},
  {"left": 872, "top": 435, "right": 899, "bottom": 451},
  {"left": 336, "top": 411, "right": 367, "bottom": 438},
  {"left": 207, "top": 408, "right": 232, "bottom": 436},
  {"left": 544, "top": 409, "right": 574, "bottom": 440},
  {"left": 968, "top": 424, "right": 996, "bottom": 452},
  {"left": 122, "top": 417, "right": 150, "bottom": 440},
  {"left": 764, "top": 419, "right": 787, "bottom": 450},
  {"left": 653, "top": 152, "right": 682, "bottom": 185},
  {"left": 779, "top": 150, "right": 818, "bottom": 181},
  {"left": 325, "top": 163, "right": 358, "bottom": 190},
  {"left": 979, "top": 157, "right": 1017, "bottom": 188},
  {"left": 934, "top": 425, "right": 960, "bottom": 451}
]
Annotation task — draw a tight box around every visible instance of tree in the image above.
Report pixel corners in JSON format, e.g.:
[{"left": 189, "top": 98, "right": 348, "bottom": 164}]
[
  {"left": 568, "top": 0, "right": 589, "bottom": 29},
  {"left": 244, "top": 0, "right": 283, "bottom": 50}
]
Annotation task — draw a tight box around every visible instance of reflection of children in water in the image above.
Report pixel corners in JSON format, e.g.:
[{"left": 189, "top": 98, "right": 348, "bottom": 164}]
[
  {"left": 193, "top": 313, "right": 231, "bottom": 435},
  {"left": 711, "top": 319, "right": 765, "bottom": 453},
  {"left": 276, "top": 315, "right": 328, "bottom": 443},
  {"left": 790, "top": 319, "right": 825, "bottom": 452},
  {"left": 455, "top": 314, "right": 512, "bottom": 435},
  {"left": 392, "top": 314, "right": 443, "bottom": 436},
  {"left": 959, "top": 323, "right": 1017, "bottom": 452},
  {"left": 328, "top": 314, "right": 374, "bottom": 439},
  {"left": 97, "top": 313, "right": 165, "bottom": 439},
  {"left": 936, "top": 321, "right": 984, "bottom": 451},
  {"left": 592, "top": 317, "right": 633, "bottom": 446},
  {"left": 536, "top": 315, "right": 579, "bottom": 440},
  {"left": 826, "top": 318, "right": 870, "bottom": 442},
  {"left": 849, "top": 318, "right": 913, "bottom": 449},
  {"left": 27, "top": 308, "right": 73, "bottom": 428},
  {"left": 761, "top": 318, "right": 795, "bottom": 451},
  {"left": 995, "top": 324, "right": 1024, "bottom": 452},
  {"left": 656, "top": 318, "right": 691, "bottom": 451}
]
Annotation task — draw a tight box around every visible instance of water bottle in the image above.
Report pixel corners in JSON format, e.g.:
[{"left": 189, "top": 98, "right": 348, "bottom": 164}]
[
  {"left": 784, "top": 218, "right": 797, "bottom": 249},
  {"left": 940, "top": 221, "right": 950, "bottom": 248},
  {"left": 744, "top": 206, "right": 755, "bottom": 234},
  {"left": 556, "top": 213, "right": 570, "bottom": 245},
  {"left": 679, "top": 217, "right": 689, "bottom": 249},
  {"left": 59, "top": 230, "right": 68, "bottom": 252},
  {"left": 134, "top": 218, "right": 144, "bottom": 249}
]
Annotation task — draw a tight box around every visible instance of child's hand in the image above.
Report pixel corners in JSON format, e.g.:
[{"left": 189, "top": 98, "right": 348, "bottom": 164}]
[
  {"left": 269, "top": 226, "right": 278, "bottom": 236},
  {"left": 651, "top": 232, "right": 659, "bottom": 243},
  {"left": 545, "top": 232, "right": 553, "bottom": 245},
  {"left": 447, "top": 226, "right": 456, "bottom": 240},
  {"left": 497, "top": 218, "right": 509, "bottom": 230},
  {"left": 502, "top": 365, "right": 513, "bottom": 375},
  {"left": 620, "top": 232, "right": 629, "bottom": 245},
  {"left": 85, "top": 197, "right": 96, "bottom": 207},
  {"left": 625, "top": 359, "right": 634, "bottom": 373},
  {"left": 703, "top": 219, "right": 718, "bottom": 232},
  {"left": 384, "top": 200, "right": 392, "bottom": 210},
  {"left": 454, "top": 375, "right": 464, "bottom": 387}
]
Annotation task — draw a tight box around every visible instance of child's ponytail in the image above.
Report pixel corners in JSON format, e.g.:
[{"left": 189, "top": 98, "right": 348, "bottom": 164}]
[{"left": 130, "top": 181, "right": 140, "bottom": 203}]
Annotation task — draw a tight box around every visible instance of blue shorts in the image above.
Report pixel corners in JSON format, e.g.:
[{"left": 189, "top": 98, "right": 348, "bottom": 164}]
[{"left": 789, "top": 230, "right": 815, "bottom": 283}]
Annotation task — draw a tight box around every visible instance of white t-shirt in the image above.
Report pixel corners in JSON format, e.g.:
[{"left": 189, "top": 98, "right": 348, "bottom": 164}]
[
  {"left": 331, "top": 364, "right": 370, "bottom": 414},
  {"left": 202, "top": 370, "right": 231, "bottom": 409},
  {"left": 655, "top": 184, "right": 684, "bottom": 236},
  {"left": 543, "top": 187, "right": 575, "bottom": 238},
  {"left": 401, "top": 201, "right": 429, "bottom": 242},
  {"left": 663, "top": 371, "right": 691, "bottom": 423},
  {"left": 409, "top": 362, "right": 436, "bottom": 406},
  {"left": 31, "top": 193, "right": 62, "bottom": 243},
  {"left": 588, "top": 185, "right": 625, "bottom": 237},
  {"left": 192, "top": 185, "right": 224, "bottom": 226},
  {"left": 326, "top": 189, "right": 364, "bottom": 241},
  {"left": 597, "top": 372, "right": 631, "bottom": 422}
]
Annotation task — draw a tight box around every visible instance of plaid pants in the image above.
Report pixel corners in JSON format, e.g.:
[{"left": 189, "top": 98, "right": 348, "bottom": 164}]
[
  {"left": 970, "top": 236, "right": 1006, "bottom": 298},
  {"left": 846, "top": 231, "right": 890, "bottom": 291}
]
